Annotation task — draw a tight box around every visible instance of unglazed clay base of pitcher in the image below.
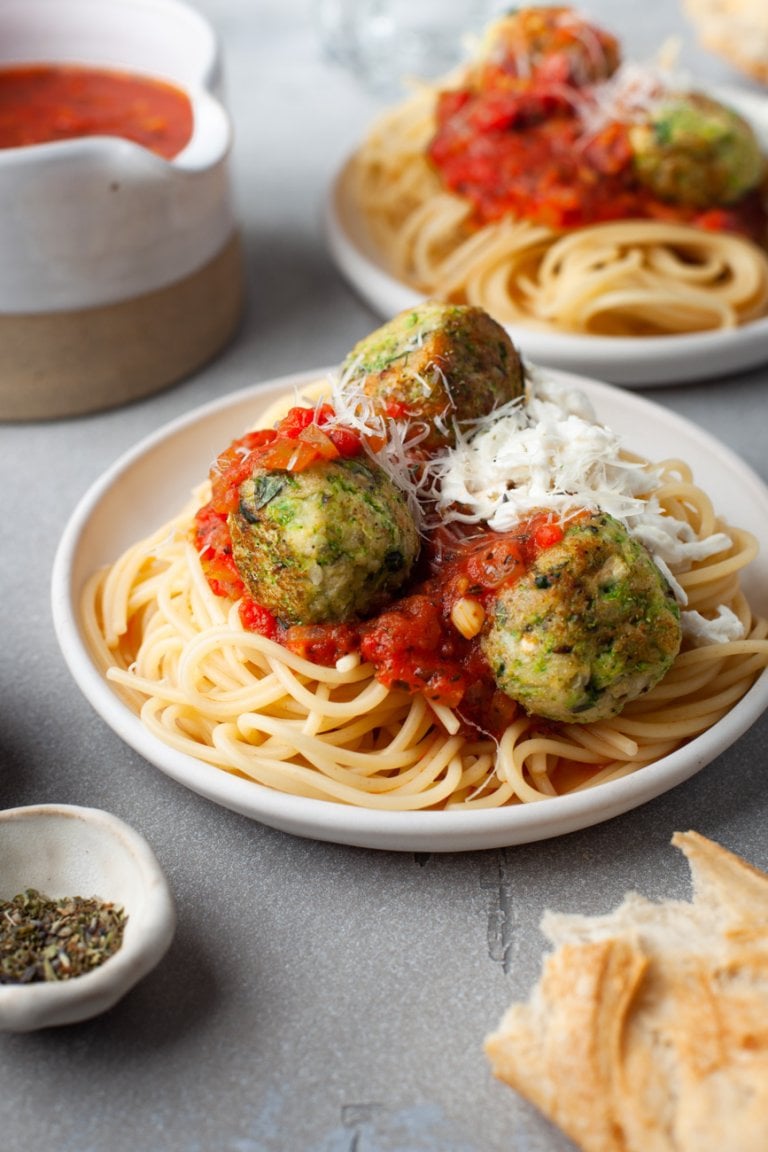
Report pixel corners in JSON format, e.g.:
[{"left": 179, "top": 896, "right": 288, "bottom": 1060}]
[{"left": 0, "top": 233, "right": 246, "bottom": 421}]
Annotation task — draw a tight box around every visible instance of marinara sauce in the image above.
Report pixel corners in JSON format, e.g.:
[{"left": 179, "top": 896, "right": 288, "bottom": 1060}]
[
  {"left": 352, "top": 516, "right": 565, "bottom": 738},
  {"left": 194, "top": 412, "right": 569, "bottom": 740},
  {"left": 283, "top": 517, "right": 567, "bottom": 738},
  {"left": 0, "top": 64, "right": 193, "bottom": 158},
  {"left": 427, "top": 83, "right": 764, "bottom": 238}
]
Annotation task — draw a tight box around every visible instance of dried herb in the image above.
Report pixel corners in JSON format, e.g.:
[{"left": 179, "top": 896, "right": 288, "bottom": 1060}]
[{"left": 0, "top": 888, "right": 127, "bottom": 984}]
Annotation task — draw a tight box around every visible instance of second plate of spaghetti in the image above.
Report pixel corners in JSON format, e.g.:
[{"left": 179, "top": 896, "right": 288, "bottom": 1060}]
[
  {"left": 52, "top": 366, "right": 768, "bottom": 852},
  {"left": 326, "top": 146, "right": 768, "bottom": 388},
  {"left": 325, "top": 13, "right": 768, "bottom": 389}
]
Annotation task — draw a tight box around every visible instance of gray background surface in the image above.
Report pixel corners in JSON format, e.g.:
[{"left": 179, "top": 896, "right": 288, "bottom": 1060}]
[{"left": 1, "top": 1, "right": 767, "bottom": 1149}]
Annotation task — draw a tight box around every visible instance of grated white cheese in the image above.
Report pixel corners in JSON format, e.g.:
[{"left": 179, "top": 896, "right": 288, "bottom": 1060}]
[
  {"left": 329, "top": 364, "right": 432, "bottom": 526},
  {"left": 682, "top": 605, "right": 746, "bottom": 646},
  {"left": 424, "top": 365, "right": 737, "bottom": 618},
  {"left": 430, "top": 371, "right": 655, "bottom": 527},
  {"left": 328, "top": 359, "right": 743, "bottom": 644},
  {"left": 577, "top": 53, "right": 687, "bottom": 135}
]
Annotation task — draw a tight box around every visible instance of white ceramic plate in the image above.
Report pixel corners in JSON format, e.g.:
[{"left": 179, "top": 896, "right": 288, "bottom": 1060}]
[
  {"left": 324, "top": 86, "right": 768, "bottom": 388},
  {"left": 51, "top": 369, "right": 768, "bottom": 852}
]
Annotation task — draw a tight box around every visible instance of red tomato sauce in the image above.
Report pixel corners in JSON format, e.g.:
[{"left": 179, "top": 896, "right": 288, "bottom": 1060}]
[
  {"left": 353, "top": 516, "right": 564, "bottom": 736},
  {"left": 193, "top": 412, "right": 570, "bottom": 738},
  {"left": 428, "top": 84, "right": 765, "bottom": 239},
  {"left": 0, "top": 64, "right": 193, "bottom": 158}
]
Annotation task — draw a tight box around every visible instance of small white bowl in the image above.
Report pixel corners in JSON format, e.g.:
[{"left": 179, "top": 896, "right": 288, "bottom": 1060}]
[{"left": 0, "top": 804, "right": 175, "bottom": 1031}]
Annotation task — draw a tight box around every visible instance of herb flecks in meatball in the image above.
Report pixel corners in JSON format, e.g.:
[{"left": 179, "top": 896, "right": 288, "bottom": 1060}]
[
  {"left": 481, "top": 512, "right": 682, "bottom": 723},
  {"left": 229, "top": 456, "right": 420, "bottom": 626},
  {"left": 340, "top": 302, "right": 525, "bottom": 451},
  {"left": 629, "top": 92, "right": 764, "bottom": 207},
  {"left": 473, "top": 6, "right": 621, "bottom": 90}
]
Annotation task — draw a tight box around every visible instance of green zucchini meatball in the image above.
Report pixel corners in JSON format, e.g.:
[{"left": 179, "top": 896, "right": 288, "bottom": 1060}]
[
  {"left": 228, "top": 456, "right": 420, "bottom": 625},
  {"left": 340, "top": 302, "right": 524, "bottom": 450},
  {"left": 629, "top": 92, "right": 764, "bottom": 207},
  {"left": 481, "top": 512, "right": 682, "bottom": 723}
]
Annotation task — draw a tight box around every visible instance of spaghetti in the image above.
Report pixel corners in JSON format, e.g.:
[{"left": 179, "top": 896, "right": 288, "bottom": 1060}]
[
  {"left": 347, "top": 10, "right": 768, "bottom": 337},
  {"left": 81, "top": 372, "right": 768, "bottom": 811}
]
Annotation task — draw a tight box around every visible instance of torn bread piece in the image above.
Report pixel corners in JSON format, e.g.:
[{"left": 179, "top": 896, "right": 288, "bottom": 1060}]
[
  {"left": 684, "top": 0, "right": 768, "bottom": 84},
  {"left": 484, "top": 831, "right": 768, "bottom": 1152}
]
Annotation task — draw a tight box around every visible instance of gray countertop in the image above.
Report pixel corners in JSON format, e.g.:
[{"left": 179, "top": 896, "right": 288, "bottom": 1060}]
[{"left": 1, "top": 2, "right": 767, "bottom": 1149}]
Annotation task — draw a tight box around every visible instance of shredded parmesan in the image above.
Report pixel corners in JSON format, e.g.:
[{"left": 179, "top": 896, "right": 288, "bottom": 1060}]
[
  {"left": 330, "top": 363, "right": 433, "bottom": 527},
  {"left": 681, "top": 605, "right": 746, "bottom": 646},
  {"left": 328, "top": 358, "right": 742, "bottom": 637},
  {"left": 422, "top": 364, "right": 735, "bottom": 609},
  {"left": 578, "top": 55, "right": 685, "bottom": 134}
]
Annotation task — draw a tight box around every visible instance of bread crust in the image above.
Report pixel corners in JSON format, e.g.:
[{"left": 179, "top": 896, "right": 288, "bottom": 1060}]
[
  {"left": 484, "top": 831, "right": 768, "bottom": 1152},
  {"left": 684, "top": 0, "right": 768, "bottom": 84}
]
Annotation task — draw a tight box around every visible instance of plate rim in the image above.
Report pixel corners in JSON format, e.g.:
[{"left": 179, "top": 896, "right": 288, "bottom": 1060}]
[
  {"left": 324, "top": 83, "right": 768, "bottom": 389},
  {"left": 51, "top": 368, "right": 768, "bottom": 852}
]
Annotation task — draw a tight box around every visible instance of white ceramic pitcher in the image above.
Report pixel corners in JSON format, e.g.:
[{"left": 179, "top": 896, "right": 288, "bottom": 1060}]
[{"left": 0, "top": 0, "right": 246, "bottom": 419}]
